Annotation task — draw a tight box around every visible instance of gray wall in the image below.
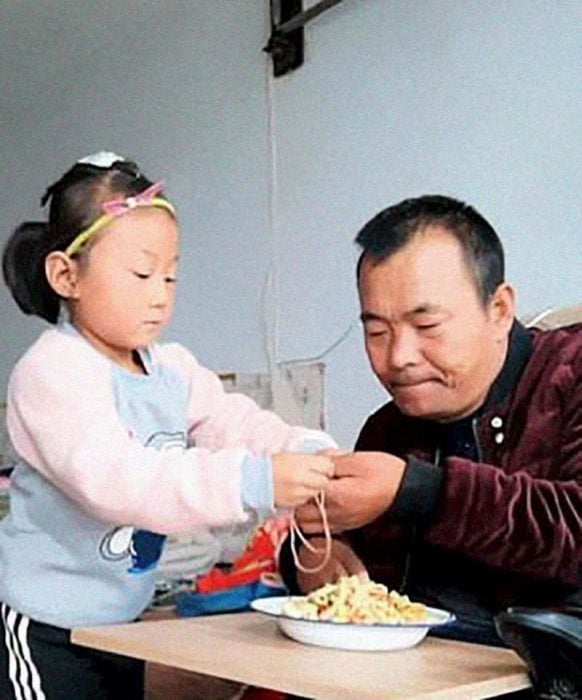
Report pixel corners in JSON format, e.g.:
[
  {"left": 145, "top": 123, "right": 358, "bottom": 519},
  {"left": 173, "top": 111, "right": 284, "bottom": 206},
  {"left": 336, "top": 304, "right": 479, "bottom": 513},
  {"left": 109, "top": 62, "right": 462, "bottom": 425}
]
[{"left": 1, "top": 0, "right": 580, "bottom": 446}]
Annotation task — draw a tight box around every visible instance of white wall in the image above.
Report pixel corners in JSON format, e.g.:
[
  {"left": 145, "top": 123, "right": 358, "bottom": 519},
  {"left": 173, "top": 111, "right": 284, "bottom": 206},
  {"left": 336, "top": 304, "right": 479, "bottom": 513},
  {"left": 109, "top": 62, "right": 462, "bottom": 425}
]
[
  {"left": 272, "top": 0, "right": 581, "bottom": 443},
  {"left": 1, "top": 1, "right": 580, "bottom": 447},
  {"left": 0, "top": 1, "right": 272, "bottom": 384}
]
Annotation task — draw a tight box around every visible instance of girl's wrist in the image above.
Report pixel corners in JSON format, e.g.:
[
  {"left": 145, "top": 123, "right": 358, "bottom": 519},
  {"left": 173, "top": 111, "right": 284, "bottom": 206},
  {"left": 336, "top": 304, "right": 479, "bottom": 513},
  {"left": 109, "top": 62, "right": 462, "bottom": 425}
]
[{"left": 240, "top": 454, "right": 275, "bottom": 516}]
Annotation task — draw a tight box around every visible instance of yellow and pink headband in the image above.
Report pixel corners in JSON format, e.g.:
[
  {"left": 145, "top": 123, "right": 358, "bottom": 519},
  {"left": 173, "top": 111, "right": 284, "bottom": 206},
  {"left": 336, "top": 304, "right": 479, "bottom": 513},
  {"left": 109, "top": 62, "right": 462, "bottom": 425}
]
[{"left": 65, "top": 181, "right": 176, "bottom": 257}]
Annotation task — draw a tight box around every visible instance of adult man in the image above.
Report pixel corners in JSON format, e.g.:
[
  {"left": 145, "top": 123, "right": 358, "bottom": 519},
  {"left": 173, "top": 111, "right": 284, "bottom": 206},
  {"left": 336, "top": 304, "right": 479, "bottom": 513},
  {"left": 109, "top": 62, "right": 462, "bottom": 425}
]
[{"left": 284, "top": 195, "right": 581, "bottom": 645}]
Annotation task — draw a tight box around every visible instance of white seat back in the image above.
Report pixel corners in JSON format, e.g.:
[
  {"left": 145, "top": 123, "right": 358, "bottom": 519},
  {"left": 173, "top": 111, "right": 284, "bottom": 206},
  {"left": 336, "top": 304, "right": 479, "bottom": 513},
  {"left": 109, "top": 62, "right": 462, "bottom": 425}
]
[{"left": 523, "top": 304, "right": 582, "bottom": 330}]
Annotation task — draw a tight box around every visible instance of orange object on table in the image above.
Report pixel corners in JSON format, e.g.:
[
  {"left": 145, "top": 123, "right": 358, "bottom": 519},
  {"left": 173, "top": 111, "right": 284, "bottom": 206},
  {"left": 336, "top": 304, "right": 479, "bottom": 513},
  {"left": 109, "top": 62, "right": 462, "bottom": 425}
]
[{"left": 195, "top": 518, "right": 289, "bottom": 594}]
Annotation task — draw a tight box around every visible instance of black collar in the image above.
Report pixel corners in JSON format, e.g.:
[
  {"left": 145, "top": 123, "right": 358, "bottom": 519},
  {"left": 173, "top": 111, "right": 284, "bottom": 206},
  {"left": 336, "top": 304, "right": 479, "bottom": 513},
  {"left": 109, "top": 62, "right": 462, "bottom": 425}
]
[
  {"left": 436, "top": 320, "right": 533, "bottom": 457},
  {"left": 479, "top": 320, "right": 533, "bottom": 415}
]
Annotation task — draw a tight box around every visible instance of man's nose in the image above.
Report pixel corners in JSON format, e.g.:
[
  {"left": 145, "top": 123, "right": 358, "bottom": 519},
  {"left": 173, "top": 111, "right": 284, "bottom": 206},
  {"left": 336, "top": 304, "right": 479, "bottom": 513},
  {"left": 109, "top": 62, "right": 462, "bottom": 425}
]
[{"left": 387, "top": 327, "right": 421, "bottom": 369}]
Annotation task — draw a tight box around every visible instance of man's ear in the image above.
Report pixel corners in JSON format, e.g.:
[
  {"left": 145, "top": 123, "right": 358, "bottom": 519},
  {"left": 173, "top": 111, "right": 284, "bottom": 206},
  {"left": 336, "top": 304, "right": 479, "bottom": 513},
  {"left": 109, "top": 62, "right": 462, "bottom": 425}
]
[
  {"left": 45, "top": 251, "right": 80, "bottom": 299},
  {"left": 489, "top": 283, "right": 516, "bottom": 340}
]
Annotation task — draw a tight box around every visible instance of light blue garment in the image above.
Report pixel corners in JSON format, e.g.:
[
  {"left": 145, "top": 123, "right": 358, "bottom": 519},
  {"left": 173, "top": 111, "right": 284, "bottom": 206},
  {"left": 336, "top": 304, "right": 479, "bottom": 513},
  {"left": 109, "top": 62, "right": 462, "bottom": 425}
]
[{"left": 0, "top": 324, "right": 272, "bottom": 628}]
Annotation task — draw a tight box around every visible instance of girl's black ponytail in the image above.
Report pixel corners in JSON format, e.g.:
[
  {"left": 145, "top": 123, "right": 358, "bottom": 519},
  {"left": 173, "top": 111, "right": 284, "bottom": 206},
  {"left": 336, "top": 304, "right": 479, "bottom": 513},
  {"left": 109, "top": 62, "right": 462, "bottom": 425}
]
[
  {"left": 2, "top": 221, "right": 61, "bottom": 323},
  {"left": 3, "top": 155, "right": 153, "bottom": 324}
]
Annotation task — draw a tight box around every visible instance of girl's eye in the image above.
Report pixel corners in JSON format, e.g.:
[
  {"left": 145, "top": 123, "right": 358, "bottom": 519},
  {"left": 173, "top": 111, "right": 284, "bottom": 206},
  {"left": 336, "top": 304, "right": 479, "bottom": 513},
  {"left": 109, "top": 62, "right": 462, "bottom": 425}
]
[
  {"left": 165, "top": 276, "right": 177, "bottom": 284},
  {"left": 417, "top": 323, "right": 440, "bottom": 331},
  {"left": 133, "top": 272, "right": 151, "bottom": 280}
]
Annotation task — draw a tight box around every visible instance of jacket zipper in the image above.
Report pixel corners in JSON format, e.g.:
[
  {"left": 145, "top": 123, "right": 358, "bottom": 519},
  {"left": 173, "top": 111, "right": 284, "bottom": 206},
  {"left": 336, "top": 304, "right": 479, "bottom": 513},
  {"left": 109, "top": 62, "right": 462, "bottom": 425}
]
[
  {"left": 471, "top": 417, "right": 484, "bottom": 461},
  {"left": 400, "top": 426, "right": 482, "bottom": 593}
]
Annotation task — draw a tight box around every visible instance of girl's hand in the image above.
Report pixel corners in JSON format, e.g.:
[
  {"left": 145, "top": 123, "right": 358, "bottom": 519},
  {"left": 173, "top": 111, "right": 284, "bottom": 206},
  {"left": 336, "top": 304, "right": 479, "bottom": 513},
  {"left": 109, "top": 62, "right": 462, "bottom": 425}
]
[
  {"left": 272, "top": 452, "right": 334, "bottom": 509},
  {"left": 296, "top": 538, "right": 369, "bottom": 593}
]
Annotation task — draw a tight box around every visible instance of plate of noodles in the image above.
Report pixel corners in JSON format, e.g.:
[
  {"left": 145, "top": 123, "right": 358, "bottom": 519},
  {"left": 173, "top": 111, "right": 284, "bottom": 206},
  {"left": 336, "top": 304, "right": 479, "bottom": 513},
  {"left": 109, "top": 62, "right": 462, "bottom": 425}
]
[{"left": 251, "top": 576, "right": 454, "bottom": 651}]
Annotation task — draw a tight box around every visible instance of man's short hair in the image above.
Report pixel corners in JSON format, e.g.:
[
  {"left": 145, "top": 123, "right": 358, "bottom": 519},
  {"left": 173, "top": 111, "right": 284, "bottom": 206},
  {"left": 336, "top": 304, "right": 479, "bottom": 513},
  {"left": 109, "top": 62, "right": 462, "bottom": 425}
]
[{"left": 355, "top": 195, "right": 505, "bottom": 305}]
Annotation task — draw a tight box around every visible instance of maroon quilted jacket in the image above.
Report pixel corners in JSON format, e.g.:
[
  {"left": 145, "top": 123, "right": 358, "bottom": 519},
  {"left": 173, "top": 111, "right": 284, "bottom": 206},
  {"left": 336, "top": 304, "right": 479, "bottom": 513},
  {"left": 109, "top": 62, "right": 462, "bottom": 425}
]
[{"left": 347, "top": 321, "right": 581, "bottom": 638}]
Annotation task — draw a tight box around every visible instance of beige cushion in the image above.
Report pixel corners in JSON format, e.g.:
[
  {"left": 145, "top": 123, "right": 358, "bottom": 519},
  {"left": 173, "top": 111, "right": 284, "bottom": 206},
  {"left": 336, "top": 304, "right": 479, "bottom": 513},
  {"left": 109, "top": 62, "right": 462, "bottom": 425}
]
[{"left": 523, "top": 304, "right": 582, "bottom": 330}]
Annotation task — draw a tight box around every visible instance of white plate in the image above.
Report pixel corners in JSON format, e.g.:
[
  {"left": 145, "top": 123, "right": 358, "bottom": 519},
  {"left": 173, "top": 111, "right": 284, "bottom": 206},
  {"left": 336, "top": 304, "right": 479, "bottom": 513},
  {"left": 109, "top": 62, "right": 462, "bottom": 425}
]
[{"left": 251, "top": 596, "right": 454, "bottom": 651}]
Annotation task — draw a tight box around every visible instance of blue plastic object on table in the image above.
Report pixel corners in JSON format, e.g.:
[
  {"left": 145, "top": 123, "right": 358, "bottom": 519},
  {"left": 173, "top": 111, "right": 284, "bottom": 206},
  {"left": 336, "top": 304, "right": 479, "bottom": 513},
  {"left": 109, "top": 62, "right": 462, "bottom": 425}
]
[{"left": 176, "top": 580, "right": 286, "bottom": 617}]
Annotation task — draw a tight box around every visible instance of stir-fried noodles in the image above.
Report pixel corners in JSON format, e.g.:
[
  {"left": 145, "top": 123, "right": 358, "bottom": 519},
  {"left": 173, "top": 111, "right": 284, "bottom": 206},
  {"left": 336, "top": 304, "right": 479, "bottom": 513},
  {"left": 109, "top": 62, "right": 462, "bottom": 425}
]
[{"left": 283, "top": 575, "right": 427, "bottom": 625}]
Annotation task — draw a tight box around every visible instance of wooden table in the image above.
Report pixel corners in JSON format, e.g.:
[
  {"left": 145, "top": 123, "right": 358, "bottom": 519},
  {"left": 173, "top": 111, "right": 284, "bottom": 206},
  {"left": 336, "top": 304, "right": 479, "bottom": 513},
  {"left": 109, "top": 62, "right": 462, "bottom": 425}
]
[{"left": 73, "top": 612, "right": 530, "bottom": 699}]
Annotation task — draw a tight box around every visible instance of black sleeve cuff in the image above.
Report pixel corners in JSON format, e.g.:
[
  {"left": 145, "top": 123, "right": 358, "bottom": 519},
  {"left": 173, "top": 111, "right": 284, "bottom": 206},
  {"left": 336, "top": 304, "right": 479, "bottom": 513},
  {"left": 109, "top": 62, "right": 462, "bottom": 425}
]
[{"left": 388, "top": 455, "right": 443, "bottom": 523}]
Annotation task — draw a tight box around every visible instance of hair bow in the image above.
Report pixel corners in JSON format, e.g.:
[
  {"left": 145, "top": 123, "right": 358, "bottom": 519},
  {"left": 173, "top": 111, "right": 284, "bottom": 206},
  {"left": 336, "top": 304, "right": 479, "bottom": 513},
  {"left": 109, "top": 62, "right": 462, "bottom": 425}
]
[{"left": 102, "top": 181, "right": 167, "bottom": 216}]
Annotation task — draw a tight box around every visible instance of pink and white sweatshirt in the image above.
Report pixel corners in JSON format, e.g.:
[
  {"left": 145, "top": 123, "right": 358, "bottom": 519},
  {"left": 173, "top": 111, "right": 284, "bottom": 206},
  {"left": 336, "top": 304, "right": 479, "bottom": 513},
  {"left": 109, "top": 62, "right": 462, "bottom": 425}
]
[{"left": 0, "top": 324, "right": 335, "bottom": 627}]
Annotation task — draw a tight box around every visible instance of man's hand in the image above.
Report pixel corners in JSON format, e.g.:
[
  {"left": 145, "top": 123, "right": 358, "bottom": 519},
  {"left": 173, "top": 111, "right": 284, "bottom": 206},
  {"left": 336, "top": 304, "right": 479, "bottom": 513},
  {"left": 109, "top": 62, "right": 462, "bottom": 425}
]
[
  {"left": 295, "top": 538, "right": 369, "bottom": 593},
  {"left": 296, "top": 451, "right": 406, "bottom": 533}
]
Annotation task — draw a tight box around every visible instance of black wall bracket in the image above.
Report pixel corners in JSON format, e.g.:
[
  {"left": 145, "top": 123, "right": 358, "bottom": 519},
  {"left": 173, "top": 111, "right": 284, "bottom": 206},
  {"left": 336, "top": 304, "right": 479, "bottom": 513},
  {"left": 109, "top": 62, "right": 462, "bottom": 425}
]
[{"left": 264, "top": 0, "right": 343, "bottom": 77}]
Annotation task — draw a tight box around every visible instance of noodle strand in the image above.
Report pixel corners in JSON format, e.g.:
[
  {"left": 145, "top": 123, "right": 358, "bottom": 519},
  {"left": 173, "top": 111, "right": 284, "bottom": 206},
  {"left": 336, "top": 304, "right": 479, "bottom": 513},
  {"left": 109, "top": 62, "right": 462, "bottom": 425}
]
[{"left": 289, "top": 491, "right": 332, "bottom": 574}]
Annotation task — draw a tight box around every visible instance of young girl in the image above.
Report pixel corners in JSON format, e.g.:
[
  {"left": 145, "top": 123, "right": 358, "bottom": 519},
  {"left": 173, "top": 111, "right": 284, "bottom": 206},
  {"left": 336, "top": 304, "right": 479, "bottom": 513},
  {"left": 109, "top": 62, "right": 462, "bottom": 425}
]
[{"left": 0, "top": 152, "right": 336, "bottom": 698}]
